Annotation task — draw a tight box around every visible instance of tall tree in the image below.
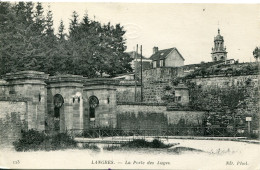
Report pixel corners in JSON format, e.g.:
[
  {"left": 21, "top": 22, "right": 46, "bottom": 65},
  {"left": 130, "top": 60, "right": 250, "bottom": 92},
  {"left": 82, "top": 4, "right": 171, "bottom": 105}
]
[
  {"left": 0, "top": 2, "right": 17, "bottom": 75},
  {"left": 45, "top": 6, "right": 54, "bottom": 37},
  {"left": 43, "top": 6, "right": 57, "bottom": 74},
  {"left": 69, "top": 11, "right": 79, "bottom": 38},
  {"left": 33, "top": 2, "right": 45, "bottom": 34},
  {"left": 57, "top": 20, "right": 65, "bottom": 40},
  {"left": 0, "top": 3, "right": 132, "bottom": 78},
  {"left": 253, "top": 47, "right": 259, "bottom": 62}
]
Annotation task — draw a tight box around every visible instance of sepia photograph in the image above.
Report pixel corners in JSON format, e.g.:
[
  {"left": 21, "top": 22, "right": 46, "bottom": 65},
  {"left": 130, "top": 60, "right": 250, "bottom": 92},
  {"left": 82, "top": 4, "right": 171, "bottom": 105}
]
[{"left": 0, "top": 1, "right": 260, "bottom": 169}]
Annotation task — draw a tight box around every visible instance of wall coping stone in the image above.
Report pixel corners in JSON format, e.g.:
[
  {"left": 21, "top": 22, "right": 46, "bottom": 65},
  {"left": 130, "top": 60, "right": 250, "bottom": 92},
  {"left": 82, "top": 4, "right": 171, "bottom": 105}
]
[
  {"left": 186, "top": 73, "right": 259, "bottom": 80},
  {"left": 48, "top": 74, "right": 84, "bottom": 84},
  {"left": 117, "top": 102, "right": 167, "bottom": 106},
  {"left": 4, "top": 70, "right": 49, "bottom": 81},
  {"left": 117, "top": 80, "right": 141, "bottom": 86},
  {"left": 84, "top": 78, "right": 119, "bottom": 86},
  {"left": 0, "top": 96, "right": 32, "bottom": 102},
  {"left": 84, "top": 87, "right": 117, "bottom": 91},
  {"left": 166, "top": 107, "right": 205, "bottom": 111}
]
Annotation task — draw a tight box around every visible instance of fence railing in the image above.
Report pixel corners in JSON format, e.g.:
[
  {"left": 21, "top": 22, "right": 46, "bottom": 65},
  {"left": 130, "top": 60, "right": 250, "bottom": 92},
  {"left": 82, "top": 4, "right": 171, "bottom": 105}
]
[{"left": 67, "top": 127, "right": 255, "bottom": 138}]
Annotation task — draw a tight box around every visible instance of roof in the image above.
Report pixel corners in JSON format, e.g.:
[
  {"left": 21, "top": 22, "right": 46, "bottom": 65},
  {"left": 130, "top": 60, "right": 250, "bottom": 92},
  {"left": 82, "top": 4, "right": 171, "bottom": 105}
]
[
  {"left": 127, "top": 51, "right": 146, "bottom": 59},
  {"left": 149, "top": 47, "right": 185, "bottom": 61},
  {"left": 214, "top": 34, "right": 223, "bottom": 41},
  {"left": 175, "top": 83, "right": 188, "bottom": 89},
  {"left": 214, "top": 29, "right": 224, "bottom": 41}
]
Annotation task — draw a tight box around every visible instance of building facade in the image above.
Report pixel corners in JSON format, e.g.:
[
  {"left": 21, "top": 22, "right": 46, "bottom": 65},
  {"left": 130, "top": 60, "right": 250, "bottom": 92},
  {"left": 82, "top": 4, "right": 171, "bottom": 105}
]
[{"left": 150, "top": 47, "right": 185, "bottom": 68}]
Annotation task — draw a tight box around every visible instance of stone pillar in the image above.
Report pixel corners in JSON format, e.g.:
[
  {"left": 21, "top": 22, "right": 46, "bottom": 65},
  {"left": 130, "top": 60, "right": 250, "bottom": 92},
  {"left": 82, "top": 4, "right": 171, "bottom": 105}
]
[
  {"left": 83, "top": 79, "right": 118, "bottom": 129},
  {"left": 4, "top": 71, "right": 49, "bottom": 131},
  {"left": 47, "top": 75, "right": 84, "bottom": 133},
  {"left": 174, "top": 83, "right": 189, "bottom": 106}
]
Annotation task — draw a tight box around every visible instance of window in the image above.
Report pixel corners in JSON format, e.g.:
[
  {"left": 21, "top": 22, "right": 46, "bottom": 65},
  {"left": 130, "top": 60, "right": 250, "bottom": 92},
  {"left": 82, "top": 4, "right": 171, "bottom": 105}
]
[
  {"left": 89, "top": 96, "right": 99, "bottom": 119},
  {"left": 53, "top": 94, "right": 64, "bottom": 131},
  {"left": 153, "top": 61, "right": 156, "bottom": 68},
  {"left": 54, "top": 94, "right": 64, "bottom": 108},
  {"left": 175, "top": 96, "right": 181, "bottom": 102},
  {"left": 160, "top": 60, "right": 164, "bottom": 67},
  {"left": 221, "top": 56, "right": 224, "bottom": 60},
  {"left": 54, "top": 107, "right": 60, "bottom": 118}
]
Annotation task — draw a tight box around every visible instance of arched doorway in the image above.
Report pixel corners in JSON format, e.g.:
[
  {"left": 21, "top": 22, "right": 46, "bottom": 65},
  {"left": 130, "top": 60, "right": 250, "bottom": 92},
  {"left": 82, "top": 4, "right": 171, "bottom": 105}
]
[
  {"left": 53, "top": 94, "right": 64, "bottom": 131},
  {"left": 89, "top": 96, "right": 99, "bottom": 126}
]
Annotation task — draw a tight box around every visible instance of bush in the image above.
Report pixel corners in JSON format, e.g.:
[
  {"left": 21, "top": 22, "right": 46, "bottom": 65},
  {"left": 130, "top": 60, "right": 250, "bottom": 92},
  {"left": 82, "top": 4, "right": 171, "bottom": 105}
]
[
  {"left": 104, "top": 145, "right": 120, "bottom": 151},
  {"left": 82, "top": 143, "right": 99, "bottom": 150},
  {"left": 51, "top": 133, "right": 77, "bottom": 150},
  {"left": 122, "top": 139, "right": 172, "bottom": 148},
  {"left": 13, "top": 129, "right": 76, "bottom": 151},
  {"left": 249, "top": 133, "right": 259, "bottom": 139},
  {"left": 13, "top": 129, "right": 47, "bottom": 151}
]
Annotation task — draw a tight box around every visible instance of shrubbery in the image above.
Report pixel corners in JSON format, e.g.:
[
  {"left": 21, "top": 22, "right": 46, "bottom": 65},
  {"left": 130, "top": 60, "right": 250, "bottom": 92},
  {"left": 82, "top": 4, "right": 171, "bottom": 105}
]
[
  {"left": 13, "top": 129, "right": 76, "bottom": 151},
  {"left": 13, "top": 129, "right": 46, "bottom": 151},
  {"left": 50, "top": 133, "right": 77, "bottom": 150},
  {"left": 121, "top": 139, "right": 172, "bottom": 148},
  {"left": 82, "top": 143, "right": 99, "bottom": 150},
  {"left": 185, "top": 62, "right": 259, "bottom": 79}
]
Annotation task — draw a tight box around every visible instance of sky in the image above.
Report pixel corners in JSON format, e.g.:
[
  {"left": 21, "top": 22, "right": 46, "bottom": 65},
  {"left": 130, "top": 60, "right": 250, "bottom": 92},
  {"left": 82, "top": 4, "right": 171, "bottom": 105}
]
[{"left": 42, "top": 3, "right": 260, "bottom": 65}]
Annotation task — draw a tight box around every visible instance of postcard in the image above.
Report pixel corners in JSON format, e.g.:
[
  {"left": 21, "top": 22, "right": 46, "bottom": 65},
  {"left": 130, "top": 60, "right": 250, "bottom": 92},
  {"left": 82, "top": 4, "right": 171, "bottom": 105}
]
[{"left": 0, "top": 1, "right": 259, "bottom": 170}]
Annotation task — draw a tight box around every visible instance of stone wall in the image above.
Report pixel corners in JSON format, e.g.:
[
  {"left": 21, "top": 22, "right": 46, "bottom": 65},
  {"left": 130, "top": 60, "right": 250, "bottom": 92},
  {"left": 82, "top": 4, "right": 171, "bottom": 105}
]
[
  {"left": 0, "top": 112, "right": 26, "bottom": 147},
  {"left": 117, "top": 103, "right": 167, "bottom": 114},
  {"left": 0, "top": 97, "right": 30, "bottom": 146},
  {"left": 167, "top": 111, "right": 205, "bottom": 125},
  {"left": 142, "top": 67, "right": 184, "bottom": 103},
  {"left": 0, "top": 69, "right": 258, "bottom": 137},
  {"left": 0, "top": 100, "right": 27, "bottom": 119},
  {"left": 187, "top": 75, "right": 260, "bottom": 131},
  {"left": 116, "top": 80, "right": 141, "bottom": 102},
  {"left": 116, "top": 104, "right": 205, "bottom": 130}
]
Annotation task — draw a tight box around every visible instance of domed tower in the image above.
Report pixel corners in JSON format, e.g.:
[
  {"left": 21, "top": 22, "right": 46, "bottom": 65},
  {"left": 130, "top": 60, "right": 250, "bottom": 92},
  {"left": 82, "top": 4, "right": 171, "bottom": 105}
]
[{"left": 211, "top": 29, "right": 227, "bottom": 62}]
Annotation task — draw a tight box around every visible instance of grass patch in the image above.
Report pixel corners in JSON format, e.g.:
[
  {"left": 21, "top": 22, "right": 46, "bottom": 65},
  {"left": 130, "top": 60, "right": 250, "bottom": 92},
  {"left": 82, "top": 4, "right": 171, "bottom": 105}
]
[
  {"left": 104, "top": 145, "right": 121, "bottom": 151},
  {"left": 82, "top": 143, "right": 100, "bottom": 150},
  {"left": 122, "top": 139, "right": 173, "bottom": 148},
  {"left": 13, "top": 129, "right": 77, "bottom": 151},
  {"left": 167, "top": 147, "right": 204, "bottom": 154}
]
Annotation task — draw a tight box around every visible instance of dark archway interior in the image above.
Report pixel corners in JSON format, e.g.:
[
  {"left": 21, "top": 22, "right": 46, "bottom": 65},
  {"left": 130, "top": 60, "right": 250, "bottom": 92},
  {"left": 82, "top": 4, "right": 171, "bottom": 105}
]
[
  {"left": 89, "top": 96, "right": 99, "bottom": 119},
  {"left": 53, "top": 94, "right": 64, "bottom": 131}
]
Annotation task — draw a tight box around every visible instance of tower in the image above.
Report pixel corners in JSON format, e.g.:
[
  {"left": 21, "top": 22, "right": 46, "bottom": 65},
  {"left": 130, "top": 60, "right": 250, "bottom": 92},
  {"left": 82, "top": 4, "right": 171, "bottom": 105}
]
[{"left": 211, "top": 29, "right": 227, "bottom": 62}]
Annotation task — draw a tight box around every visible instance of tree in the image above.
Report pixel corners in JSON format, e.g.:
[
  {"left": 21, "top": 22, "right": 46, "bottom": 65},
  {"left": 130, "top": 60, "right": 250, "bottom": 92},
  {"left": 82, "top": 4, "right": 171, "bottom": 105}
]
[
  {"left": 0, "top": 3, "right": 133, "bottom": 78},
  {"left": 57, "top": 20, "right": 65, "bottom": 40},
  {"left": 0, "top": 2, "right": 16, "bottom": 75},
  {"left": 253, "top": 47, "right": 259, "bottom": 62},
  {"left": 69, "top": 11, "right": 79, "bottom": 38},
  {"left": 45, "top": 6, "right": 54, "bottom": 37},
  {"left": 33, "top": 2, "right": 45, "bottom": 34}
]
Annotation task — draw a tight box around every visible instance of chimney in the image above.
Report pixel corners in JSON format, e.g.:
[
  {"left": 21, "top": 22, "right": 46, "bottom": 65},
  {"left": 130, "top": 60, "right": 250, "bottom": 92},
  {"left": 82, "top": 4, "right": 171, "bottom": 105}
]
[{"left": 153, "top": 47, "right": 158, "bottom": 54}]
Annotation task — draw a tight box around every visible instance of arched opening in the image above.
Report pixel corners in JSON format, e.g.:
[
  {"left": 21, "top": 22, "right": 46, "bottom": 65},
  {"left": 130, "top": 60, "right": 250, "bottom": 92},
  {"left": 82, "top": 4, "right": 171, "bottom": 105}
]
[
  {"left": 214, "top": 57, "right": 217, "bottom": 61},
  {"left": 89, "top": 96, "right": 99, "bottom": 122},
  {"left": 220, "top": 56, "right": 224, "bottom": 60},
  {"left": 53, "top": 94, "right": 64, "bottom": 131}
]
